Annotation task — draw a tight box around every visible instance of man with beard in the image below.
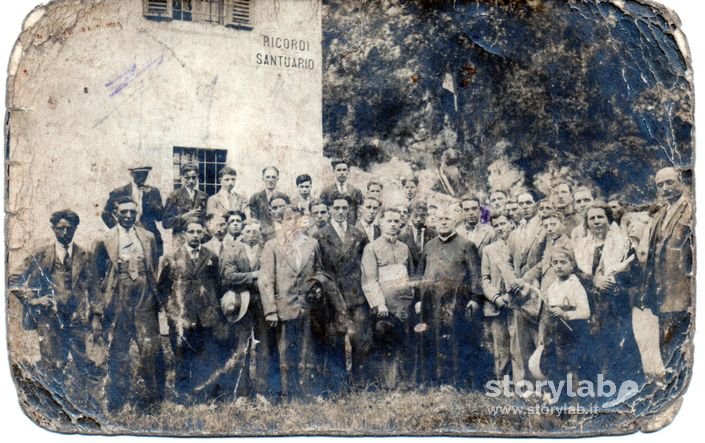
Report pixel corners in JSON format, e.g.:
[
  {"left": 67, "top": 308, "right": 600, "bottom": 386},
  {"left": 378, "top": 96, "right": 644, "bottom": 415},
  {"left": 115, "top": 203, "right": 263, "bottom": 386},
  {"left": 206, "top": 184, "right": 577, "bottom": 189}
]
[
  {"left": 102, "top": 166, "right": 165, "bottom": 257},
  {"left": 416, "top": 205, "right": 487, "bottom": 388},
  {"left": 93, "top": 196, "right": 163, "bottom": 412}
]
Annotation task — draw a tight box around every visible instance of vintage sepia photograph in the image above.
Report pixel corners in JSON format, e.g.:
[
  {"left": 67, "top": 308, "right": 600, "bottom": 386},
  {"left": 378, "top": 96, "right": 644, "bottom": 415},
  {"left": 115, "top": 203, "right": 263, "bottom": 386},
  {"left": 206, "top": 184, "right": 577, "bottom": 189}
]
[{"left": 2, "top": 0, "right": 699, "bottom": 438}]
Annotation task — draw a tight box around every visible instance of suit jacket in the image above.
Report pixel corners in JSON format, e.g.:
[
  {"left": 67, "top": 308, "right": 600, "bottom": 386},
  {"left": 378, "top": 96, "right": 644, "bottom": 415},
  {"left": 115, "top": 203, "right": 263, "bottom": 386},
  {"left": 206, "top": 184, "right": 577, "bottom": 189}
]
[
  {"left": 457, "top": 223, "right": 496, "bottom": 257},
  {"left": 206, "top": 189, "right": 247, "bottom": 217},
  {"left": 163, "top": 187, "right": 208, "bottom": 233},
  {"left": 258, "top": 235, "right": 323, "bottom": 321},
  {"left": 101, "top": 184, "right": 164, "bottom": 252},
  {"left": 221, "top": 241, "right": 262, "bottom": 293},
  {"left": 9, "top": 242, "right": 96, "bottom": 327},
  {"left": 356, "top": 220, "right": 381, "bottom": 242},
  {"left": 313, "top": 224, "right": 369, "bottom": 307},
  {"left": 641, "top": 198, "right": 693, "bottom": 313},
  {"left": 248, "top": 189, "right": 289, "bottom": 238},
  {"left": 92, "top": 226, "right": 158, "bottom": 317},
  {"left": 157, "top": 246, "right": 222, "bottom": 329},
  {"left": 481, "top": 239, "right": 517, "bottom": 317},
  {"left": 319, "top": 184, "right": 364, "bottom": 225},
  {"left": 522, "top": 234, "right": 571, "bottom": 291},
  {"left": 398, "top": 224, "right": 437, "bottom": 274},
  {"left": 507, "top": 216, "right": 545, "bottom": 277}
]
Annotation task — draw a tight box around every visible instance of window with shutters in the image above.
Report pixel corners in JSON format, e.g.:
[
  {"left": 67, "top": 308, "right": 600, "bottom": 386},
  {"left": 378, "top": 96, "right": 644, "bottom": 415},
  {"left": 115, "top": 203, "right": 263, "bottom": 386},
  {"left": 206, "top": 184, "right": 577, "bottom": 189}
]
[
  {"left": 173, "top": 147, "right": 228, "bottom": 196},
  {"left": 143, "top": 0, "right": 253, "bottom": 29}
]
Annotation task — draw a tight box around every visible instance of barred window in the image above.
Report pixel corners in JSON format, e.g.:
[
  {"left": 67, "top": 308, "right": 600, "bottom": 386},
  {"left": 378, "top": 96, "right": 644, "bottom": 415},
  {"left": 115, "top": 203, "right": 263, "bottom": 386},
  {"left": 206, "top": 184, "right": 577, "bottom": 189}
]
[
  {"left": 143, "top": 0, "right": 253, "bottom": 29},
  {"left": 173, "top": 147, "right": 228, "bottom": 196}
]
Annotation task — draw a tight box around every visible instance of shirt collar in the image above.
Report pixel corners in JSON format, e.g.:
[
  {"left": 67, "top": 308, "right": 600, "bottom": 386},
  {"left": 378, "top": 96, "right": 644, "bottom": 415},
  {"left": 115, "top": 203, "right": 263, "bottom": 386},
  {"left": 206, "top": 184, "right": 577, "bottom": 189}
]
[
  {"left": 383, "top": 234, "right": 397, "bottom": 243},
  {"left": 438, "top": 231, "right": 456, "bottom": 242},
  {"left": 55, "top": 241, "right": 73, "bottom": 259}
]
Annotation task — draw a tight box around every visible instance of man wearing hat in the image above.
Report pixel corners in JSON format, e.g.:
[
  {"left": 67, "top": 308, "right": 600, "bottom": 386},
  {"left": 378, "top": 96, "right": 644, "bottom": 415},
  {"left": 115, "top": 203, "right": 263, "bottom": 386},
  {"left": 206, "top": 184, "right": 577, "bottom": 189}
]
[
  {"left": 101, "top": 165, "right": 165, "bottom": 257},
  {"left": 163, "top": 163, "right": 208, "bottom": 238},
  {"left": 157, "top": 218, "right": 225, "bottom": 403}
]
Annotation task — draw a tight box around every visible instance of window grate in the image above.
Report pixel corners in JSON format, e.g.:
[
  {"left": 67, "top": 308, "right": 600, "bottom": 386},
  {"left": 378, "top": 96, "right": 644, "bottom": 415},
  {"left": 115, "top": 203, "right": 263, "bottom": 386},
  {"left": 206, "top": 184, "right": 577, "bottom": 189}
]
[{"left": 173, "top": 147, "right": 228, "bottom": 196}]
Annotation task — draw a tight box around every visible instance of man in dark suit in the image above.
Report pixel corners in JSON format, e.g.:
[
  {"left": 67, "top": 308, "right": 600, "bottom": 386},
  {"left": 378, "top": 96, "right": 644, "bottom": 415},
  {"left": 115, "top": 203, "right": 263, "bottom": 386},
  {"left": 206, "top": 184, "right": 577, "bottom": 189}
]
[
  {"left": 356, "top": 196, "right": 381, "bottom": 242},
  {"left": 9, "top": 210, "right": 99, "bottom": 392},
  {"left": 248, "top": 166, "right": 289, "bottom": 231},
  {"left": 320, "top": 159, "right": 364, "bottom": 226},
  {"left": 93, "top": 196, "right": 164, "bottom": 412},
  {"left": 640, "top": 167, "right": 693, "bottom": 370},
  {"left": 398, "top": 200, "right": 437, "bottom": 274},
  {"left": 163, "top": 163, "right": 208, "bottom": 237},
  {"left": 314, "top": 193, "right": 371, "bottom": 384},
  {"left": 220, "top": 219, "right": 275, "bottom": 398},
  {"left": 157, "top": 219, "right": 225, "bottom": 404},
  {"left": 101, "top": 166, "right": 165, "bottom": 257}
]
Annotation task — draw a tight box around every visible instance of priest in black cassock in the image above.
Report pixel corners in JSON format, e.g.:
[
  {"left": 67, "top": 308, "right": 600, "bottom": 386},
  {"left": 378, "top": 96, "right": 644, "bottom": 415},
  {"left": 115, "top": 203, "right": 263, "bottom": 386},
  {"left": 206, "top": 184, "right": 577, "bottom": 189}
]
[{"left": 416, "top": 205, "right": 490, "bottom": 389}]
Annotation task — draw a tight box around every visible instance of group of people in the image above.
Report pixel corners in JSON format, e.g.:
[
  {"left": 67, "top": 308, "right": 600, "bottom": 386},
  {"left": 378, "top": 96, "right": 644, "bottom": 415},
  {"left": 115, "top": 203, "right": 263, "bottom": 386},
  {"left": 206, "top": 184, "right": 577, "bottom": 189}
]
[{"left": 9, "top": 157, "right": 692, "bottom": 413}]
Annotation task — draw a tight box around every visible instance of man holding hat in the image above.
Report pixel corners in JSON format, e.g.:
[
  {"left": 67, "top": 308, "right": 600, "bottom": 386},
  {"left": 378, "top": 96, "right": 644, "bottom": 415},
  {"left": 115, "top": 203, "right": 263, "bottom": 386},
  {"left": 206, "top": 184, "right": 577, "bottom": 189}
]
[
  {"left": 163, "top": 163, "right": 208, "bottom": 237},
  {"left": 101, "top": 165, "right": 165, "bottom": 257},
  {"left": 361, "top": 207, "right": 416, "bottom": 388}
]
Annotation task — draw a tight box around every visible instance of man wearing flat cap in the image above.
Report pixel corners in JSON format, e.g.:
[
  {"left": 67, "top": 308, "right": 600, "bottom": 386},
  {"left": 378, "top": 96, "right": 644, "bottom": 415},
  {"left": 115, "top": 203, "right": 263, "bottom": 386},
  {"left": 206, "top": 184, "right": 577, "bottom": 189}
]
[
  {"left": 102, "top": 165, "right": 165, "bottom": 257},
  {"left": 163, "top": 163, "right": 208, "bottom": 237}
]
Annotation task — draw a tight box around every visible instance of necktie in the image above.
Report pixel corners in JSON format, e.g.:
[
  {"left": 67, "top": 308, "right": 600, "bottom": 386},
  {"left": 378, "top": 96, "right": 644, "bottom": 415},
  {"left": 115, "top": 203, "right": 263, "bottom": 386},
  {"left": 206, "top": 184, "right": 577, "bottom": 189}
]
[
  {"left": 63, "top": 245, "right": 72, "bottom": 290},
  {"left": 191, "top": 248, "right": 199, "bottom": 261}
]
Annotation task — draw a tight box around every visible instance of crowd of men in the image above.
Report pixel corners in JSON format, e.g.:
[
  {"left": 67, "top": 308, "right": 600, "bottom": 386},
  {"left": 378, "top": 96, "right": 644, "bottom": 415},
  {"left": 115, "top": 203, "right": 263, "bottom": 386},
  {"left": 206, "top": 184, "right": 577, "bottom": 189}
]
[{"left": 9, "top": 158, "right": 693, "bottom": 413}]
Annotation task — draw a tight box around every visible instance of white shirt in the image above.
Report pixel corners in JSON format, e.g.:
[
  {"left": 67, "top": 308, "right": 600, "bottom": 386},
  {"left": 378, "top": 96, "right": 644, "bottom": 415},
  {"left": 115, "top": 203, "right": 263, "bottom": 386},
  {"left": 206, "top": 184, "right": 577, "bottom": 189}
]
[
  {"left": 332, "top": 221, "right": 348, "bottom": 240},
  {"left": 360, "top": 221, "right": 376, "bottom": 241},
  {"left": 54, "top": 241, "right": 73, "bottom": 265},
  {"left": 118, "top": 226, "right": 143, "bottom": 260},
  {"left": 243, "top": 243, "right": 261, "bottom": 267},
  {"left": 545, "top": 275, "right": 590, "bottom": 321},
  {"left": 185, "top": 244, "right": 201, "bottom": 261},
  {"left": 336, "top": 182, "right": 348, "bottom": 194}
]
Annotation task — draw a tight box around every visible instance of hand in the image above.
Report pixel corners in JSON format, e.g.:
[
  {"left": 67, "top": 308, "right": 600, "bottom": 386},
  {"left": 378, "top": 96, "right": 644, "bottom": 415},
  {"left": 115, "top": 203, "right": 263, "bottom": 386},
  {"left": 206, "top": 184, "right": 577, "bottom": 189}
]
[
  {"left": 414, "top": 302, "right": 422, "bottom": 315},
  {"left": 594, "top": 274, "right": 615, "bottom": 292},
  {"left": 251, "top": 270, "right": 260, "bottom": 280},
  {"left": 183, "top": 209, "right": 201, "bottom": 219},
  {"left": 30, "top": 296, "right": 54, "bottom": 307},
  {"left": 548, "top": 306, "right": 565, "bottom": 319},
  {"left": 265, "top": 313, "right": 279, "bottom": 328},
  {"left": 612, "top": 254, "right": 635, "bottom": 274},
  {"left": 377, "top": 305, "right": 389, "bottom": 318},
  {"left": 91, "top": 316, "right": 102, "bottom": 335},
  {"left": 509, "top": 279, "right": 523, "bottom": 293},
  {"left": 466, "top": 300, "right": 481, "bottom": 318},
  {"left": 494, "top": 294, "right": 510, "bottom": 309}
]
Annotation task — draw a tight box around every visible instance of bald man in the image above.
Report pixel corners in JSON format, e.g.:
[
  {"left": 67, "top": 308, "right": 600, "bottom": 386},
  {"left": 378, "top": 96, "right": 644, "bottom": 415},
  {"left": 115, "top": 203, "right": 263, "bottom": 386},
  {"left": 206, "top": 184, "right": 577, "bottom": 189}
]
[{"left": 639, "top": 167, "right": 693, "bottom": 371}]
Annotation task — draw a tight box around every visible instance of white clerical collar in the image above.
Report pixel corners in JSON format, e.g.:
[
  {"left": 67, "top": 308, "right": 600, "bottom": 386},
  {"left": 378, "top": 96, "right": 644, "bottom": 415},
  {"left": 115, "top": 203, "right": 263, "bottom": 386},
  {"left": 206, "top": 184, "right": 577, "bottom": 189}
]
[{"left": 438, "top": 231, "right": 456, "bottom": 242}]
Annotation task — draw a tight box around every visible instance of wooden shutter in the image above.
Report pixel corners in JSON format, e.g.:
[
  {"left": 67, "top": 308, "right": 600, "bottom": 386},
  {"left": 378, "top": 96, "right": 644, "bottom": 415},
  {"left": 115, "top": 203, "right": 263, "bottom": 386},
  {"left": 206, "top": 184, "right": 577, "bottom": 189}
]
[
  {"left": 227, "top": 0, "right": 253, "bottom": 28},
  {"left": 144, "top": 0, "right": 172, "bottom": 18}
]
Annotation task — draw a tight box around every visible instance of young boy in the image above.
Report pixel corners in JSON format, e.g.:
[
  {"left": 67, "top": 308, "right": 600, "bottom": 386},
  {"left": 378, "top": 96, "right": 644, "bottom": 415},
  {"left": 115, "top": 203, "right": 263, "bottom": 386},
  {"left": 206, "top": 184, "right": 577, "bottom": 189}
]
[{"left": 541, "top": 247, "right": 590, "bottom": 383}]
